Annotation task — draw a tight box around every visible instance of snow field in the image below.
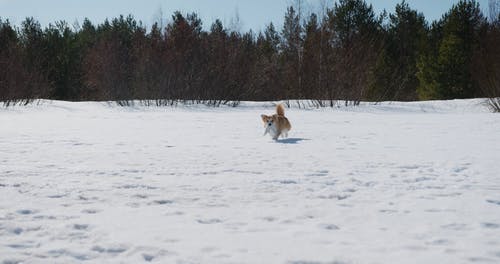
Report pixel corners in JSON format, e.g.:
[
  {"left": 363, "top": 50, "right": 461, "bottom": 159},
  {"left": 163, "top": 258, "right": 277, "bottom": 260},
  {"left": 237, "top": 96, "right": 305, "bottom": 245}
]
[{"left": 0, "top": 99, "right": 499, "bottom": 263}]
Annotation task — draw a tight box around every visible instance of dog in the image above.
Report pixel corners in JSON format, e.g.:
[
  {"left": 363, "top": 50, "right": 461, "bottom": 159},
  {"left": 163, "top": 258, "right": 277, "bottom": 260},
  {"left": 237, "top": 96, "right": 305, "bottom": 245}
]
[{"left": 261, "top": 104, "right": 292, "bottom": 140}]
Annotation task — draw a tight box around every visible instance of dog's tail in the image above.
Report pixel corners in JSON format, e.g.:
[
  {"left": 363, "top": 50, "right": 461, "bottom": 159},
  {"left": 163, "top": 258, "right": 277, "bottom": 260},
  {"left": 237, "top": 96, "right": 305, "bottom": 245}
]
[{"left": 276, "top": 104, "right": 285, "bottom": 117}]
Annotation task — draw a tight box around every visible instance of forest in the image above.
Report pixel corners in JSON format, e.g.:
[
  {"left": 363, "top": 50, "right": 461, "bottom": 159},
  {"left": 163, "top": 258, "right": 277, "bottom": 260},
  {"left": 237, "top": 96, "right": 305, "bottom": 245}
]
[{"left": 0, "top": 0, "right": 499, "bottom": 109}]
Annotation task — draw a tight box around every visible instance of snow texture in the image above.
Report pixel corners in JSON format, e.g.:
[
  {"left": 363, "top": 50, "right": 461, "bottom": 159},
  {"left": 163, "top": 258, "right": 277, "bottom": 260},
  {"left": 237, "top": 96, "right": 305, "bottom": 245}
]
[{"left": 1, "top": 99, "right": 499, "bottom": 263}]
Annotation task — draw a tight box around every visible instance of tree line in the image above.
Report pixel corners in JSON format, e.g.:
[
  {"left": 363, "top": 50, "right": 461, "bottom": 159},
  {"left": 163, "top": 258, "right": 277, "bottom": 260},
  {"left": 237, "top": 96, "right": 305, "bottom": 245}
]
[{"left": 1, "top": 0, "right": 499, "bottom": 109}]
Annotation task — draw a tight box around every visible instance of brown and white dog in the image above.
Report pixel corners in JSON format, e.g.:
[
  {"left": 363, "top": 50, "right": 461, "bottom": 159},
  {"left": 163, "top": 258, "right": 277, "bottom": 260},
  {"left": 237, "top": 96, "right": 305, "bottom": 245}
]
[{"left": 261, "top": 104, "right": 292, "bottom": 140}]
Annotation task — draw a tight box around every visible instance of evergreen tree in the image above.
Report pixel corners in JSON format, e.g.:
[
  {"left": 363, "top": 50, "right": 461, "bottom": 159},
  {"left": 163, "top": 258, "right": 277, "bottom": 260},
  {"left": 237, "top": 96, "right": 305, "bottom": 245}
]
[
  {"left": 368, "top": 1, "right": 427, "bottom": 101},
  {"left": 472, "top": 0, "right": 500, "bottom": 111},
  {"left": 44, "top": 21, "right": 82, "bottom": 100},
  {"left": 253, "top": 23, "right": 281, "bottom": 100},
  {"left": 417, "top": 0, "right": 486, "bottom": 99},
  {"left": 331, "top": 0, "right": 379, "bottom": 47},
  {"left": 330, "top": 0, "right": 382, "bottom": 104},
  {"left": 302, "top": 13, "right": 321, "bottom": 99},
  {"left": 165, "top": 12, "right": 203, "bottom": 100},
  {"left": 281, "top": 6, "right": 303, "bottom": 101},
  {"left": 416, "top": 20, "right": 444, "bottom": 100},
  {"left": 260, "top": 23, "right": 280, "bottom": 57},
  {"left": 19, "top": 17, "right": 50, "bottom": 99},
  {"left": 0, "top": 19, "right": 25, "bottom": 103},
  {"left": 76, "top": 18, "right": 97, "bottom": 100}
]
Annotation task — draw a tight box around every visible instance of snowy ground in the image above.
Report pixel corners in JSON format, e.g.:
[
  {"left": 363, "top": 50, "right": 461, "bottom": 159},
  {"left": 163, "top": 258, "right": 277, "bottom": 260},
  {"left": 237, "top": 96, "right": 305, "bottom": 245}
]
[{"left": 1, "top": 99, "right": 499, "bottom": 264}]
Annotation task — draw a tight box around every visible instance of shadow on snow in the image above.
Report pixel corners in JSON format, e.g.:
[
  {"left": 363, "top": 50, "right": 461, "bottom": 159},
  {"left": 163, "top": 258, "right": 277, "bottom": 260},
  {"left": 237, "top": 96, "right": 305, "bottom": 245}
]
[{"left": 275, "top": 138, "right": 310, "bottom": 144}]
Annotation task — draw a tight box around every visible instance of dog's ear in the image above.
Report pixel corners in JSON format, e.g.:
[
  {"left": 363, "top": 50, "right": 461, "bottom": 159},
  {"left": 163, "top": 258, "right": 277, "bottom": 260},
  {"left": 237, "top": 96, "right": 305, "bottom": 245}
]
[{"left": 261, "top": 114, "right": 267, "bottom": 122}]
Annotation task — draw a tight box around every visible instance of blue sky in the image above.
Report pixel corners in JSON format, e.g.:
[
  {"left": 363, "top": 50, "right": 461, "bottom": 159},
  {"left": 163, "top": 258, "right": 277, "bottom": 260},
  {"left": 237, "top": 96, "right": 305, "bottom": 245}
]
[{"left": 0, "top": 0, "right": 490, "bottom": 31}]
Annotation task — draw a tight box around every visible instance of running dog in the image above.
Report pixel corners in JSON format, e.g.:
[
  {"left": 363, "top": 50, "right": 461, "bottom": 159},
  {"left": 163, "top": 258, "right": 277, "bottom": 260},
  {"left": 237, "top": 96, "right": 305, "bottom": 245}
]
[{"left": 261, "top": 104, "right": 292, "bottom": 140}]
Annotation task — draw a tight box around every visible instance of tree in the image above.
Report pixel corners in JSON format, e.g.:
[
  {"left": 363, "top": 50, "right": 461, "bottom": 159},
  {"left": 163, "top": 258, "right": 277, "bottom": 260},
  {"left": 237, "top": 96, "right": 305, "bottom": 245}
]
[
  {"left": 253, "top": 23, "right": 281, "bottom": 100},
  {"left": 43, "top": 21, "right": 83, "bottom": 100},
  {"left": 74, "top": 18, "right": 97, "bottom": 100},
  {"left": 19, "top": 17, "right": 51, "bottom": 100},
  {"left": 472, "top": 0, "right": 500, "bottom": 111},
  {"left": 302, "top": 13, "right": 321, "bottom": 100},
  {"left": 165, "top": 12, "right": 203, "bottom": 101},
  {"left": 368, "top": 1, "right": 427, "bottom": 101},
  {"left": 418, "top": 0, "right": 487, "bottom": 99},
  {"left": 329, "top": 0, "right": 383, "bottom": 104},
  {"left": 205, "top": 19, "right": 229, "bottom": 104},
  {"left": 84, "top": 15, "right": 142, "bottom": 103},
  {"left": 0, "top": 19, "right": 29, "bottom": 105},
  {"left": 416, "top": 20, "right": 444, "bottom": 100},
  {"left": 281, "top": 6, "right": 304, "bottom": 103}
]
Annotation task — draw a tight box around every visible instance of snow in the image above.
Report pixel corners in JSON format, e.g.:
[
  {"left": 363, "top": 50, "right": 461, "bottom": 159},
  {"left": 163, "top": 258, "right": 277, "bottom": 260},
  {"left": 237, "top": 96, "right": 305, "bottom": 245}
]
[{"left": 1, "top": 99, "right": 499, "bottom": 263}]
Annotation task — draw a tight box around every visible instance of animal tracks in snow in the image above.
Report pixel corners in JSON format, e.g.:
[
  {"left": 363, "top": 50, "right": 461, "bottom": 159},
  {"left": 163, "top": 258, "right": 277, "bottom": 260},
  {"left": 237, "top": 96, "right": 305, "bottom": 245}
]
[
  {"left": 487, "top": 200, "right": 500, "bottom": 206},
  {"left": 306, "top": 170, "right": 329, "bottom": 177}
]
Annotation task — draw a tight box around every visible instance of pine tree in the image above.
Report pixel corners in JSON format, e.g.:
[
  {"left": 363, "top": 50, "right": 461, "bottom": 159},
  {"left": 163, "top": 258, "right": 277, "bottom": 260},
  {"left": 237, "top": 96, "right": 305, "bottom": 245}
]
[
  {"left": 0, "top": 19, "right": 26, "bottom": 104},
  {"left": 253, "top": 23, "right": 281, "bottom": 100},
  {"left": 472, "top": 0, "right": 500, "bottom": 111},
  {"left": 368, "top": 1, "right": 427, "bottom": 101},
  {"left": 19, "top": 17, "right": 50, "bottom": 99},
  {"left": 302, "top": 13, "right": 321, "bottom": 100},
  {"left": 330, "top": 0, "right": 382, "bottom": 104},
  {"left": 281, "top": 6, "right": 303, "bottom": 102},
  {"left": 417, "top": 0, "right": 486, "bottom": 99}
]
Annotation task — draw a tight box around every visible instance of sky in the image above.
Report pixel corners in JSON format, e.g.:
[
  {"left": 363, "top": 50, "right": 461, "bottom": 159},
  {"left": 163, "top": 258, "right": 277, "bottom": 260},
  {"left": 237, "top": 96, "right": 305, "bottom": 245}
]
[{"left": 0, "top": 0, "right": 491, "bottom": 32}]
